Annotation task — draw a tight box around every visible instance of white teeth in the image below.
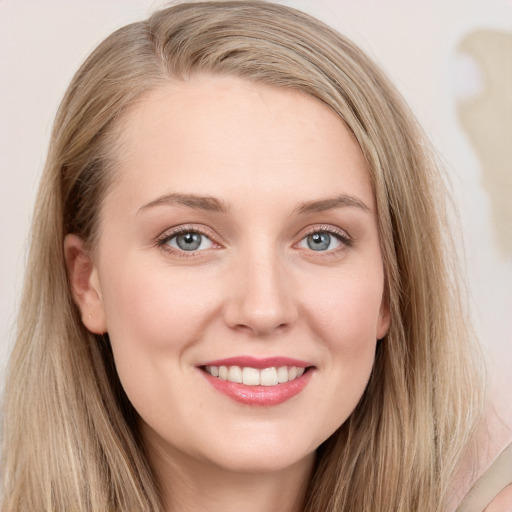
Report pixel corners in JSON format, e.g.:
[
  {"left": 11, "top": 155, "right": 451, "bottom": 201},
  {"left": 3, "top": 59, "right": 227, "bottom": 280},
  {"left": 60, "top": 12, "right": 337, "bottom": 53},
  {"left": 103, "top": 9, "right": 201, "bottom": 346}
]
[
  {"left": 242, "top": 367, "right": 260, "bottom": 385},
  {"left": 260, "top": 367, "right": 278, "bottom": 386},
  {"left": 277, "top": 366, "right": 289, "bottom": 383},
  {"left": 227, "top": 366, "right": 243, "bottom": 383},
  {"left": 219, "top": 366, "right": 228, "bottom": 380},
  {"left": 205, "top": 365, "right": 307, "bottom": 386}
]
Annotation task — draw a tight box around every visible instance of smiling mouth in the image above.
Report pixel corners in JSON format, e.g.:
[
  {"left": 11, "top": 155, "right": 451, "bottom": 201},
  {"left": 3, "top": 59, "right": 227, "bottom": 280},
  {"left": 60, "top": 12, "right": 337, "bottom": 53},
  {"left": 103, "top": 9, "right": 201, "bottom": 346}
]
[{"left": 202, "top": 365, "right": 309, "bottom": 386}]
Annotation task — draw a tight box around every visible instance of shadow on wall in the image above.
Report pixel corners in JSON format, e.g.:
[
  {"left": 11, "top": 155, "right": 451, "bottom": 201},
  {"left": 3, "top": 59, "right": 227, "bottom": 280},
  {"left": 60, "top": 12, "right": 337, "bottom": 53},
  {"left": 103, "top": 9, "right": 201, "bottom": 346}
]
[{"left": 454, "top": 29, "right": 512, "bottom": 260}]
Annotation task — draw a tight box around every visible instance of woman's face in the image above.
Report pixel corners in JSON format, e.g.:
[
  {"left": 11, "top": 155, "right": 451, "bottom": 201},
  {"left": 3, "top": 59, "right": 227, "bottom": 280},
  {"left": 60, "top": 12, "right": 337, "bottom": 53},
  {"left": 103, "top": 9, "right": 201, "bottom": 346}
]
[{"left": 76, "top": 76, "right": 389, "bottom": 475}]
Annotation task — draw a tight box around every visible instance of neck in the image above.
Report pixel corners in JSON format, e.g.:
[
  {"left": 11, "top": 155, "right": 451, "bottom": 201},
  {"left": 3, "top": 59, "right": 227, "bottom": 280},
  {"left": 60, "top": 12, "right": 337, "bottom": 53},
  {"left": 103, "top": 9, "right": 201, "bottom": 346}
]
[{"left": 144, "top": 432, "right": 315, "bottom": 512}]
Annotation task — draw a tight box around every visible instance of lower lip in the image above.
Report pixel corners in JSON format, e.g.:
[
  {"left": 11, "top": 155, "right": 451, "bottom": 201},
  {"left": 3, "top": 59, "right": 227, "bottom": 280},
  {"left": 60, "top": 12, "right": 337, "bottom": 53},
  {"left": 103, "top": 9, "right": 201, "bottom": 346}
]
[{"left": 201, "top": 369, "right": 313, "bottom": 406}]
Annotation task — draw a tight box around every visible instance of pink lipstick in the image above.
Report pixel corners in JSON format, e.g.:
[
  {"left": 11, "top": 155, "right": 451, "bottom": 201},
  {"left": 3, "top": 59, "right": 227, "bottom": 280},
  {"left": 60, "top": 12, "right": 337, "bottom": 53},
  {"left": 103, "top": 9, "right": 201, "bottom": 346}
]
[{"left": 198, "top": 356, "right": 314, "bottom": 406}]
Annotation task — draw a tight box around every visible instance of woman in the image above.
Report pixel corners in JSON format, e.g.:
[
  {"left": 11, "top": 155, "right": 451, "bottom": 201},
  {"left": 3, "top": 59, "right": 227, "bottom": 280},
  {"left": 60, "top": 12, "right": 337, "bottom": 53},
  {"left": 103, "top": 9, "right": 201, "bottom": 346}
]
[{"left": 2, "top": 2, "right": 508, "bottom": 511}]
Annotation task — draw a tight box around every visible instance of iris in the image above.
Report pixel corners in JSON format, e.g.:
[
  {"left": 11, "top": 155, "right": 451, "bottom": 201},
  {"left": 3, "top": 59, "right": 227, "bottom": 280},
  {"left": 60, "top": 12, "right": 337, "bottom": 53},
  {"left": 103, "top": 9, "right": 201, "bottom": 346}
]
[
  {"left": 307, "top": 233, "right": 331, "bottom": 251},
  {"left": 176, "top": 232, "right": 202, "bottom": 251}
]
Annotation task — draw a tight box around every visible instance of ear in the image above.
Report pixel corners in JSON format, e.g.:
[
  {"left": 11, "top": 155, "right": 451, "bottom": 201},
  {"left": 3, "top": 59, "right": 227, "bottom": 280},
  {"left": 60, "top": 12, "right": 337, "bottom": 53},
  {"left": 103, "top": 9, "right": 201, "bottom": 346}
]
[
  {"left": 377, "top": 296, "right": 391, "bottom": 340},
  {"left": 64, "top": 234, "right": 107, "bottom": 334}
]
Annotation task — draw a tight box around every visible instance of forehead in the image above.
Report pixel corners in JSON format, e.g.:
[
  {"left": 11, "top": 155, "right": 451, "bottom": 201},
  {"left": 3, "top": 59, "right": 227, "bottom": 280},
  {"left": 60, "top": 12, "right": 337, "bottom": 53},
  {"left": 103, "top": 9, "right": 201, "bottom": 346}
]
[{"left": 105, "top": 75, "right": 373, "bottom": 214}]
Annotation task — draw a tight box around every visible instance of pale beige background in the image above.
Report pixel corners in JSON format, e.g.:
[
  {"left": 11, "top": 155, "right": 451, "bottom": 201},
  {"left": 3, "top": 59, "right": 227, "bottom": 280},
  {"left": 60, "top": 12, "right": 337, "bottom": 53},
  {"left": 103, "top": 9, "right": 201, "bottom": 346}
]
[{"left": 1, "top": 1, "right": 511, "bottom": 424}]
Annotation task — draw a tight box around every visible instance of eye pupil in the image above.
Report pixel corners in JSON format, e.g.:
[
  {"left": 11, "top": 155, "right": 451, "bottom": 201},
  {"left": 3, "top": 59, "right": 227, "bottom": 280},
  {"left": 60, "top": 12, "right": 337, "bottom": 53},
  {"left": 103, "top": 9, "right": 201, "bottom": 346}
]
[
  {"left": 307, "top": 232, "right": 331, "bottom": 251},
  {"left": 176, "top": 232, "right": 202, "bottom": 251}
]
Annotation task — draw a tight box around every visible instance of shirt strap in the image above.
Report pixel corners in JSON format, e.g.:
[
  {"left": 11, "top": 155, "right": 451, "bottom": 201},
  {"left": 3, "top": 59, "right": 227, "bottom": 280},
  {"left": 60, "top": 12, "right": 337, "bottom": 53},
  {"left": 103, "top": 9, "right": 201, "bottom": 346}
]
[{"left": 455, "top": 442, "right": 512, "bottom": 512}]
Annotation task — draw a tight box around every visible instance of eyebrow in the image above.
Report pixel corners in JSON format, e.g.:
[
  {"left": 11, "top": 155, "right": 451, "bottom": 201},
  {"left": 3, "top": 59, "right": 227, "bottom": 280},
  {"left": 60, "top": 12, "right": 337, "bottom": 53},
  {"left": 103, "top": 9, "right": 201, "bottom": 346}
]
[
  {"left": 138, "top": 192, "right": 370, "bottom": 216},
  {"left": 294, "top": 194, "right": 371, "bottom": 215},
  {"left": 138, "top": 193, "right": 230, "bottom": 214}
]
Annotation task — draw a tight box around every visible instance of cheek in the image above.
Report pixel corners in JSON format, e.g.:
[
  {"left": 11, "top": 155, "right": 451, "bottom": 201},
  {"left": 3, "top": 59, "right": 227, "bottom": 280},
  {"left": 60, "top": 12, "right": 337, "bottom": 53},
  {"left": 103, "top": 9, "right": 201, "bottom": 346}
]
[
  {"left": 97, "top": 262, "right": 221, "bottom": 417},
  {"left": 101, "top": 262, "right": 217, "bottom": 350},
  {"left": 326, "top": 282, "right": 382, "bottom": 386},
  {"left": 97, "top": 262, "right": 222, "bottom": 412},
  {"left": 303, "top": 266, "right": 385, "bottom": 345},
  {"left": 300, "top": 268, "right": 383, "bottom": 428}
]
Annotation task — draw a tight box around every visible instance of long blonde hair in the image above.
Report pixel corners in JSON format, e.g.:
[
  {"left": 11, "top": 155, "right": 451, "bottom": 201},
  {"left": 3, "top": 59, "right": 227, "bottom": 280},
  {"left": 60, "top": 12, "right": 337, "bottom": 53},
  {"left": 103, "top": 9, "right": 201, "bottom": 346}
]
[{"left": 1, "top": 2, "right": 483, "bottom": 511}]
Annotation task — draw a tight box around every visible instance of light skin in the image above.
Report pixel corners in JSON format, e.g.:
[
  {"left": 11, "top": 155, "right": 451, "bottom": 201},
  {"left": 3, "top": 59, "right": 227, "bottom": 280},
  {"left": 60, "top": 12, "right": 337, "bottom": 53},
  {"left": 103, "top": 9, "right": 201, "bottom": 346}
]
[{"left": 66, "top": 76, "right": 390, "bottom": 512}]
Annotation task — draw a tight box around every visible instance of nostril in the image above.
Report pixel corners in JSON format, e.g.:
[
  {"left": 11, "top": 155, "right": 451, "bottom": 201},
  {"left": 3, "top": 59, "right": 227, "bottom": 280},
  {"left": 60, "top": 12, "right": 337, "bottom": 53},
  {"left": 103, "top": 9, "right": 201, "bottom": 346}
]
[
  {"left": 223, "top": 266, "right": 298, "bottom": 335},
  {"left": 231, "top": 321, "right": 292, "bottom": 337}
]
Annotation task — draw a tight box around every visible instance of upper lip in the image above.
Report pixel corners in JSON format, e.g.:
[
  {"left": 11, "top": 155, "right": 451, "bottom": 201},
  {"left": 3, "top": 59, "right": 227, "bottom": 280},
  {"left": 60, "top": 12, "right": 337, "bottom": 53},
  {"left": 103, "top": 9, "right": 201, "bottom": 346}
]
[{"left": 198, "top": 356, "right": 313, "bottom": 369}]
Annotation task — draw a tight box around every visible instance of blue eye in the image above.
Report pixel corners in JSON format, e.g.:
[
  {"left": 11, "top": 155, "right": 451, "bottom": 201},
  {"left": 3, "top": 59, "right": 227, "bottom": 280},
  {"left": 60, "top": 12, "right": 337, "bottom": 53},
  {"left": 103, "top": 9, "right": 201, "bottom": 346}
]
[
  {"left": 298, "top": 231, "right": 345, "bottom": 252},
  {"left": 165, "top": 231, "right": 214, "bottom": 252}
]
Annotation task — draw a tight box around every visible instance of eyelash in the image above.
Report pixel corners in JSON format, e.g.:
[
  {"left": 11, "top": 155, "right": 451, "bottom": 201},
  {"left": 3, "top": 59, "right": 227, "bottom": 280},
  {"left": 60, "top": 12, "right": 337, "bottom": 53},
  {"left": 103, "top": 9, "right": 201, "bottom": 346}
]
[
  {"left": 156, "top": 225, "right": 218, "bottom": 258},
  {"left": 156, "top": 224, "right": 353, "bottom": 258},
  {"left": 299, "top": 225, "right": 353, "bottom": 250}
]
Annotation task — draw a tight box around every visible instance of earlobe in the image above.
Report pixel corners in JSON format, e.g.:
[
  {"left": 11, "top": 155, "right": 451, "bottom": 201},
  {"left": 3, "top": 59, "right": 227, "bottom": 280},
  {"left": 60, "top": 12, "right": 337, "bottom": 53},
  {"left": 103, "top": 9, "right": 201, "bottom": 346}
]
[
  {"left": 64, "top": 234, "right": 107, "bottom": 334},
  {"left": 377, "top": 299, "right": 391, "bottom": 340}
]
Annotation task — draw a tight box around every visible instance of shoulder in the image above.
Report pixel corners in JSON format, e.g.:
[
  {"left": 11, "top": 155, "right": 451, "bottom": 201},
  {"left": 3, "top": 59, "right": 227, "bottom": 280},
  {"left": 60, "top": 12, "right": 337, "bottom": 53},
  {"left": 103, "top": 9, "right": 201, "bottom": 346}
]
[
  {"left": 484, "top": 484, "right": 512, "bottom": 512},
  {"left": 450, "top": 397, "right": 512, "bottom": 512},
  {"left": 453, "top": 442, "right": 512, "bottom": 512}
]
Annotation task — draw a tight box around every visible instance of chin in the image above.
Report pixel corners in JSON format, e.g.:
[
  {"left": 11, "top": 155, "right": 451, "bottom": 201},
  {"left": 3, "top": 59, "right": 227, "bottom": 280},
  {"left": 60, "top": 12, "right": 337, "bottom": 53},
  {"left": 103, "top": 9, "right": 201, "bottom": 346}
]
[{"left": 196, "top": 435, "right": 317, "bottom": 475}]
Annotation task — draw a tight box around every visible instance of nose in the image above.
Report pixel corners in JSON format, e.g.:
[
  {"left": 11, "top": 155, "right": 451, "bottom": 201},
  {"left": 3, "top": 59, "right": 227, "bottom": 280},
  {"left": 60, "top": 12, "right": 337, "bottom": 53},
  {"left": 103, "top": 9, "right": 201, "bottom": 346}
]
[{"left": 223, "top": 248, "right": 298, "bottom": 337}]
